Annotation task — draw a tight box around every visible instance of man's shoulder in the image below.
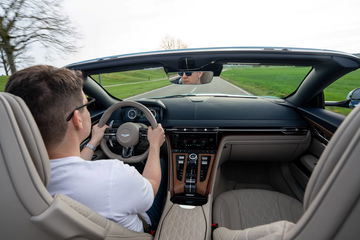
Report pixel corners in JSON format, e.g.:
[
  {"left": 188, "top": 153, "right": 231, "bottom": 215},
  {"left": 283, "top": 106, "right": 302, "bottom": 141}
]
[
  {"left": 50, "top": 157, "right": 130, "bottom": 173},
  {"left": 88, "top": 158, "right": 120, "bottom": 166},
  {"left": 87, "top": 159, "right": 141, "bottom": 177},
  {"left": 51, "top": 156, "right": 117, "bottom": 167},
  {"left": 85, "top": 159, "right": 133, "bottom": 172},
  {"left": 50, "top": 156, "right": 142, "bottom": 183}
]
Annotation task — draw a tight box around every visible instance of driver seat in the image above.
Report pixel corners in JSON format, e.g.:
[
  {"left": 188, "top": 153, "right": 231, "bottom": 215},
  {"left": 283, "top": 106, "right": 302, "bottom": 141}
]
[{"left": 0, "top": 92, "right": 152, "bottom": 240}]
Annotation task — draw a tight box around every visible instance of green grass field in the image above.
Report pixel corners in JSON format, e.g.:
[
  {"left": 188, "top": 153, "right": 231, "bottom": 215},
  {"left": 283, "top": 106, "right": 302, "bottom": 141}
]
[
  {"left": 0, "top": 75, "right": 8, "bottom": 91},
  {"left": 91, "top": 69, "right": 171, "bottom": 99},
  {"left": 91, "top": 69, "right": 168, "bottom": 86},
  {"left": 221, "top": 66, "right": 311, "bottom": 98},
  {"left": 104, "top": 79, "right": 170, "bottom": 99},
  {"left": 221, "top": 67, "right": 360, "bottom": 115}
]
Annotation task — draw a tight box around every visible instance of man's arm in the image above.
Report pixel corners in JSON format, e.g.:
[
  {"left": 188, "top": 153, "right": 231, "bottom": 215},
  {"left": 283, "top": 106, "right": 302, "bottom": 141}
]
[
  {"left": 142, "top": 124, "right": 165, "bottom": 196},
  {"left": 81, "top": 124, "right": 108, "bottom": 160}
]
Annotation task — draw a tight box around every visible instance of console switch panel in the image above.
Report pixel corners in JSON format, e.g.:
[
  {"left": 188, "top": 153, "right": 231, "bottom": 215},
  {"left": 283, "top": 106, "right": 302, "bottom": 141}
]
[
  {"left": 176, "top": 155, "right": 186, "bottom": 181},
  {"left": 200, "top": 155, "right": 211, "bottom": 181},
  {"left": 184, "top": 153, "right": 198, "bottom": 193}
]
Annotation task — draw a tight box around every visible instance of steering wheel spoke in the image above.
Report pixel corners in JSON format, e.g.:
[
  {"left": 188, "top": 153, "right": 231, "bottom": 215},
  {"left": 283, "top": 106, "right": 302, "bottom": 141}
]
[
  {"left": 139, "top": 127, "right": 148, "bottom": 138},
  {"left": 104, "top": 127, "right": 118, "bottom": 147},
  {"left": 122, "top": 146, "right": 134, "bottom": 158},
  {"left": 104, "top": 128, "right": 117, "bottom": 137}
]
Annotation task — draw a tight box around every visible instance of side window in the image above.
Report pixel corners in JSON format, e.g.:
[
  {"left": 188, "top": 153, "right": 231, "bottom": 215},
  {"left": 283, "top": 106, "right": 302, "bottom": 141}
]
[{"left": 324, "top": 69, "right": 360, "bottom": 116}]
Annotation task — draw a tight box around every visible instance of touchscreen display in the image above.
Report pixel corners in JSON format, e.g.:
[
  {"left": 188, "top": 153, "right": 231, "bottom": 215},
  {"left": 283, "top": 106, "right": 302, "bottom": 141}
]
[{"left": 171, "top": 133, "right": 217, "bottom": 150}]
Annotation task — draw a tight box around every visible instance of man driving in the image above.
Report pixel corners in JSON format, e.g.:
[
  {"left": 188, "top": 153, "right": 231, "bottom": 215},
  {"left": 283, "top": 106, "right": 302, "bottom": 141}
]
[{"left": 5, "top": 65, "right": 165, "bottom": 232}]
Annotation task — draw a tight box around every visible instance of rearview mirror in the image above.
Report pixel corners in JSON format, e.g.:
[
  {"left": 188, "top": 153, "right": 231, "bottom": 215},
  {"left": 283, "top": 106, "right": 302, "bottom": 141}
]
[{"left": 168, "top": 71, "right": 214, "bottom": 85}]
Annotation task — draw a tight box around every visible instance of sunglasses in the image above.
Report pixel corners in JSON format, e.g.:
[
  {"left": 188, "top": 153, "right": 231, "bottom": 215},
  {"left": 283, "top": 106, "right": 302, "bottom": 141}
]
[
  {"left": 178, "top": 72, "right": 193, "bottom": 77},
  {"left": 66, "top": 98, "right": 96, "bottom": 121}
]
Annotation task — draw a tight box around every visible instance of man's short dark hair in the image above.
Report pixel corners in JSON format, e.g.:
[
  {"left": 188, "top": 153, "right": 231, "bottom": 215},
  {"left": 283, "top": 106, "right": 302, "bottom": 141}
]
[{"left": 5, "top": 65, "right": 84, "bottom": 148}]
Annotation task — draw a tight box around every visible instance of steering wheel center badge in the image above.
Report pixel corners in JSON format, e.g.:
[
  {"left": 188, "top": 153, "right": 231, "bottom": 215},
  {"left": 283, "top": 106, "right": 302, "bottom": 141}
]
[{"left": 121, "top": 133, "right": 130, "bottom": 137}]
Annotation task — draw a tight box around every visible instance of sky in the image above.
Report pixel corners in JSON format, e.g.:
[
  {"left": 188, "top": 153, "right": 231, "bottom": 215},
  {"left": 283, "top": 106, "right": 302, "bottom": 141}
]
[{"left": 29, "top": 0, "right": 360, "bottom": 68}]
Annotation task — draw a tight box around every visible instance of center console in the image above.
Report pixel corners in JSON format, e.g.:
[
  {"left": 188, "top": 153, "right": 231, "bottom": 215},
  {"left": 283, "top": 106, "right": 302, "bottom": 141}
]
[
  {"left": 167, "top": 128, "right": 218, "bottom": 205},
  {"left": 154, "top": 127, "right": 218, "bottom": 240}
]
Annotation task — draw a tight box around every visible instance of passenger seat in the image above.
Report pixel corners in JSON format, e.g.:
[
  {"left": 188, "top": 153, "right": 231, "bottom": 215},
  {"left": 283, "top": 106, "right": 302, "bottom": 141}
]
[{"left": 212, "top": 100, "right": 360, "bottom": 239}]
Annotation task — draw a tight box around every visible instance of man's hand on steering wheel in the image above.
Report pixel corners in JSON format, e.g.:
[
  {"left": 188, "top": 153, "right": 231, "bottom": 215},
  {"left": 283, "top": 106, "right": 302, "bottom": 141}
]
[
  {"left": 89, "top": 124, "right": 109, "bottom": 147},
  {"left": 147, "top": 124, "right": 165, "bottom": 149},
  {"left": 81, "top": 124, "right": 108, "bottom": 160}
]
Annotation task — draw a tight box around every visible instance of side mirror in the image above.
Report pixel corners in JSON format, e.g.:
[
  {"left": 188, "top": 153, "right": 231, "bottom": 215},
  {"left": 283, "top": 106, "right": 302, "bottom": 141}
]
[
  {"left": 347, "top": 88, "right": 360, "bottom": 108},
  {"left": 325, "top": 88, "right": 360, "bottom": 109}
]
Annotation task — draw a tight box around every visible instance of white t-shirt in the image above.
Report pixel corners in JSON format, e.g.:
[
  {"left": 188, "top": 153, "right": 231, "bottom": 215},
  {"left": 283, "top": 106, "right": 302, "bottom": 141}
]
[{"left": 47, "top": 156, "right": 154, "bottom": 232}]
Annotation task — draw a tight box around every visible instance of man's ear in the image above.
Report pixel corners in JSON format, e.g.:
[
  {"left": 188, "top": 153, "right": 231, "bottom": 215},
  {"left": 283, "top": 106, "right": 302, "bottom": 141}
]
[{"left": 71, "top": 110, "right": 83, "bottom": 129}]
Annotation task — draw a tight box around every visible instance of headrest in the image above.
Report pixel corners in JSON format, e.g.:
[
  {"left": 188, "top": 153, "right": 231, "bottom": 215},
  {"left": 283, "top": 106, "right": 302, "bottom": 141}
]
[{"left": 0, "top": 92, "right": 50, "bottom": 186}]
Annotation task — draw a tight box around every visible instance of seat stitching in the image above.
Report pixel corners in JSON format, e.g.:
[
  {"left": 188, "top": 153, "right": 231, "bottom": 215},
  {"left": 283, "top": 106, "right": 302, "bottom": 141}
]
[
  {"left": 217, "top": 229, "right": 223, "bottom": 240},
  {"left": 266, "top": 222, "right": 271, "bottom": 235},
  {"left": 276, "top": 193, "right": 283, "bottom": 220},
  {"left": 219, "top": 197, "right": 226, "bottom": 228},
  {"left": 290, "top": 199, "right": 295, "bottom": 221},
  {"left": 245, "top": 228, "right": 249, "bottom": 240},
  {"left": 281, "top": 221, "right": 287, "bottom": 240},
  {"left": 225, "top": 193, "right": 234, "bottom": 229},
  {"left": 220, "top": 196, "right": 230, "bottom": 228},
  {"left": 233, "top": 191, "right": 244, "bottom": 229}
]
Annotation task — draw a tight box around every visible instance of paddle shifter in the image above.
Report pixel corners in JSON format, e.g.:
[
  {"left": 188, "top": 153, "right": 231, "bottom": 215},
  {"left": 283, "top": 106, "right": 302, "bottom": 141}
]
[{"left": 184, "top": 153, "right": 198, "bottom": 194}]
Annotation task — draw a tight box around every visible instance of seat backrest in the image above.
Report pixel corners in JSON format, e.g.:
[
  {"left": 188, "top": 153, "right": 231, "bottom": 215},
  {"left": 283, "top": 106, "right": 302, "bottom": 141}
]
[
  {"left": 287, "top": 105, "right": 360, "bottom": 239},
  {"left": 303, "top": 106, "right": 360, "bottom": 209},
  {"left": 0, "top": 92, "right": 152, "bottom": 240},
  {"left": 0, "top": 92, "right": 54, "bottom": 239}
]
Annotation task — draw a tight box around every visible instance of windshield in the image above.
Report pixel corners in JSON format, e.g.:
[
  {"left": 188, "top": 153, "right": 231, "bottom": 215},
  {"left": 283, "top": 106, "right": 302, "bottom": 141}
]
[{"left": 90, "top": 65, "right": 311, "bottom": 100}]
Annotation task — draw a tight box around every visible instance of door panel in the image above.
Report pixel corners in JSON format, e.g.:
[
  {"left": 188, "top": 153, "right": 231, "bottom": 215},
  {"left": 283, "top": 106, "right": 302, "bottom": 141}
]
[{"left": 290, "top": 107, "right": 344, "bottom": 189}]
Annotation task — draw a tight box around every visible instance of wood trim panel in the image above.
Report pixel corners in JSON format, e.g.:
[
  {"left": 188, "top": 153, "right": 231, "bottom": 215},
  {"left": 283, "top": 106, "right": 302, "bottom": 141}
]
[
  {"left": 166, "top": 137, "right": 174, "bottom": 196},
  {"left": 196, "top": 153, "right": 216, "bottom": 195},
  {"left": 305, "top": 116, "right": 334, "bottom": 140},
  {"left": 172, "top": 153, "right": 188, "bottom": 194}
]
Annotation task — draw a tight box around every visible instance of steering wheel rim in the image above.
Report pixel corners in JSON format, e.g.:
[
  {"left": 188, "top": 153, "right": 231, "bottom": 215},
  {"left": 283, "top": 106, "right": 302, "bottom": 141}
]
[{"left": 98, "top": 101, "right": 157, "bottom": 163}]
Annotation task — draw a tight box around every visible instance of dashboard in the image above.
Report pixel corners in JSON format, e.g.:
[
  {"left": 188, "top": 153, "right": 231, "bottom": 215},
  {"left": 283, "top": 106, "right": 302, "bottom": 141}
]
[
  {"left": 103, "top": 96, "right": 307, "bottom": 129},
  {"left": 98, "top": 96, "right": 310, "bottom": 205}
]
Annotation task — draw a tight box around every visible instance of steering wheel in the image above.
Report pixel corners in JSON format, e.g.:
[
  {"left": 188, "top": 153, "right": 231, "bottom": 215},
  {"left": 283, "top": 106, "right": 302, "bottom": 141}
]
[{"left": 98, "top": 101, "right": 157, "bottom": 163}]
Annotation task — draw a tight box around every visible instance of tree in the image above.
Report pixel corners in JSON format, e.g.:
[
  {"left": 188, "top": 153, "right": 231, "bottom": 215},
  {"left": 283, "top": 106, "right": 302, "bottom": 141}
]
[
  {"left": 0, "top": 47, "right": 9, "bottom": 75},
  {"left": 160, "top": 35, "right": 188, "bottom": 50},
  {"left": 0, "top": 0, "right": 78, "bottom": 74}
]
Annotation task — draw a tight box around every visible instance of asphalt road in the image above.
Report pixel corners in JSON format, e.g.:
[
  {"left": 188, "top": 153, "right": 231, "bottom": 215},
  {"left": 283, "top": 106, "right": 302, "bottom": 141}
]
[{"left": 126, "top": 77, "right": 250, "bottom": 100}]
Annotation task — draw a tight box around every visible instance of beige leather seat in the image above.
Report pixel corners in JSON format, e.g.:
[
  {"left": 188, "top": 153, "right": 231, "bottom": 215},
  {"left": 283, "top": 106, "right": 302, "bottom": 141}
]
[
  {"left": 213, "top": 104, "right": 360, "bottom": 239},
  {"left": 0, "top": 92, "right": 152, "bottom": 240},
  {"left": 213, "top": 189, "right": 303, "bottom": 230}
]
